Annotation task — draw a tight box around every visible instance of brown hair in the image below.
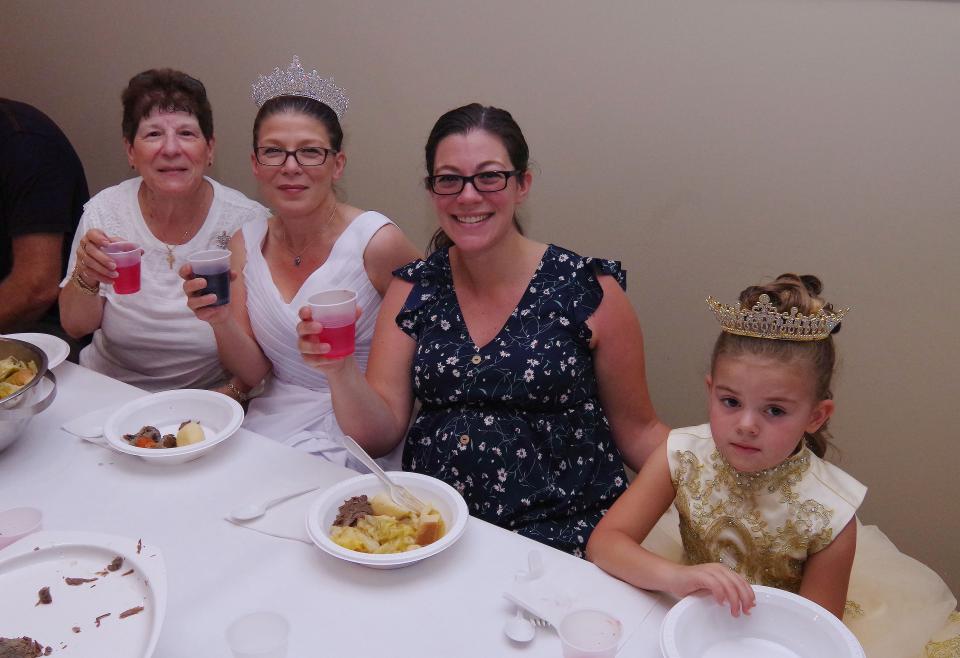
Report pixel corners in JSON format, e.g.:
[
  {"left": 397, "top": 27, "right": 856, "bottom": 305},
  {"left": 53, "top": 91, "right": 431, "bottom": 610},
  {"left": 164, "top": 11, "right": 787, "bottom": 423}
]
[
  {"left": 710, "top": 274, "right": 841, "bottom": 458},
  {"left": 121, "top": 69, "right": 213, "bottom": 143},
  {"left": 252, "top": 95, "right": 343, "bottom": 152},
  {"left": 424, "top": 103, "right": 530, "bottom": 253}
]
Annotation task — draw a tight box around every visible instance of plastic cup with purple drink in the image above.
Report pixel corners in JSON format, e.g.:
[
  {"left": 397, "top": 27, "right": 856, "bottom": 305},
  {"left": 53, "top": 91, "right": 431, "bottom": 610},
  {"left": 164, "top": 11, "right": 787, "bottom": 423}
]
[
  {"left": 101, "top": 241, "right": 141, "bottom": 294},
  {"left": 189, "top": 249, "right": 232, "bottom": 307},
  {"left": 306, "top": 289, "right": 357, "bottom": 358}
]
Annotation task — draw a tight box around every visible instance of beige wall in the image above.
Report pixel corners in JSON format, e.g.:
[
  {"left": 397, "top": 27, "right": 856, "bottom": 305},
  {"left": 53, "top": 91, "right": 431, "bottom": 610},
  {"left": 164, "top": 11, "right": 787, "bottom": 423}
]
[{"left": 3, "top": 0, "right": 958, "bottom": 592}]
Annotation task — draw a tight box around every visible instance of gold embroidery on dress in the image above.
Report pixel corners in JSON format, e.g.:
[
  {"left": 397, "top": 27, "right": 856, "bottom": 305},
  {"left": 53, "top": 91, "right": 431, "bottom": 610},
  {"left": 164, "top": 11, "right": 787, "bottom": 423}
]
[
  {"left": 844, "top": 600, "right": 864, "bottom": 618},
  {"left": 673, "top": 445, "right": 836, "bottom": 592},
  {"left": 924, "top": 635, "right": 960, "bottom": 658}
]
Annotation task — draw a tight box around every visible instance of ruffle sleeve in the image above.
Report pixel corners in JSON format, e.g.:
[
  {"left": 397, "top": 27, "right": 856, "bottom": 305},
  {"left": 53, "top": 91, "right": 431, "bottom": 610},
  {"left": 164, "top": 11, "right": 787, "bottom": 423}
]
[
  {"left": 392, "top": 253, "right": 446, "bottom": 340},
  {"left": 565, "top": 252, "right": 627, "bottom": 329}
]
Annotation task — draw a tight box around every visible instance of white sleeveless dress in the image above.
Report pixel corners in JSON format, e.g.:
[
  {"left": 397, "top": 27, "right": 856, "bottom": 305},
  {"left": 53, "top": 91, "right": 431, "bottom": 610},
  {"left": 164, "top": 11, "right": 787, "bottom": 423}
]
[{"left": 240, "top": 211, "right": 401, "bottom": 470}]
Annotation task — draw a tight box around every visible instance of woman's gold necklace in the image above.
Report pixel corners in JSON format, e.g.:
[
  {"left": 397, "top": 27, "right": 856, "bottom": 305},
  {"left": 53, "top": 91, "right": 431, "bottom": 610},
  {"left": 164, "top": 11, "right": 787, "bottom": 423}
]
[
  {"left": 141, "top": 187, "right": 208, "bottom": 269},
  {"left": 275, "top": 202, "right": 338, "bottom": 267}
]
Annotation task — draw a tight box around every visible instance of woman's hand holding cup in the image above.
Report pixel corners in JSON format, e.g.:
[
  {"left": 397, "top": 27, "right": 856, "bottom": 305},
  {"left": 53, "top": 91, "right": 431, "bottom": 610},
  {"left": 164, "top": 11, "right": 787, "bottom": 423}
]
[
  {"left": 179, "top": 261, "right": 236, "bottom": 325},
  {"left": 296, "top": 297, "right": 360, "bottom": 372},
  {"left": 75, "top": 229, "right": 121, "bottom": 286}
]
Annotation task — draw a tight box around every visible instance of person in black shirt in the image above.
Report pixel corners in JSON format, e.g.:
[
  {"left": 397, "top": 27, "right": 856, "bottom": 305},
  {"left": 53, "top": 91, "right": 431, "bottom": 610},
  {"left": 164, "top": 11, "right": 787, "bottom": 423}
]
[{"left": 0, "top": 98, "right": 89, "bottom": 338}]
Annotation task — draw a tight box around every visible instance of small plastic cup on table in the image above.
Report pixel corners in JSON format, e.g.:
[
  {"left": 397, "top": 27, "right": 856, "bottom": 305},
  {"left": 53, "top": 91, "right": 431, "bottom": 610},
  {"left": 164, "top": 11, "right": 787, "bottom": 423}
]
[
  {"left": 101, "top": 241, "right": 141, "bottom": 294},
  {"left": 226, "top": 611, "right": 289, "bottom": 658},
  {"left": 0, "top": 507, "right": 43, "bottom": 549},
  {"left": 189, "top": 249, "right": 232, "bottom": 307},
  {"left": 306, "top": 289, "right": 357, "bottom": 358},
  {"left": 557, "top": 609, "right": 623, "bottom": 658}
]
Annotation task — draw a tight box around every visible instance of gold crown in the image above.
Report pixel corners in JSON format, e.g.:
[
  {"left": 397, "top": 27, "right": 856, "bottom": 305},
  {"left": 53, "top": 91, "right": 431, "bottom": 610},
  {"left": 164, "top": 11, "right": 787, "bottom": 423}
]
[{"left": 706, "top": 294, "right": 847, "bottom": 341}]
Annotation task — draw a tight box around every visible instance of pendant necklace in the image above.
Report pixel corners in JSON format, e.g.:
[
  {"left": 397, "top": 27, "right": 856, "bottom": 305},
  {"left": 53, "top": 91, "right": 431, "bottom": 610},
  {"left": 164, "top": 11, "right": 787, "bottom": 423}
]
[
  {"left": 141, "top": 187, "right": 206, "bottom": 270},
  {"left": 276, "top": 202, "right": 338, "bottom": 267}
]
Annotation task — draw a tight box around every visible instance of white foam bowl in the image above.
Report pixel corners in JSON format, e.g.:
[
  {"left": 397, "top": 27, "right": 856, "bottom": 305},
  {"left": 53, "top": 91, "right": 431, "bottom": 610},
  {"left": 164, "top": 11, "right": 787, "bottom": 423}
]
[
  {"left": 305, "top": 471, "right": 469, "bottom": 569},
  {"left": 660, "top": 585, "right": 865, "bottom": 658},
  {"left": 102, "top": 390, "right": 243, "bottom": 465}
]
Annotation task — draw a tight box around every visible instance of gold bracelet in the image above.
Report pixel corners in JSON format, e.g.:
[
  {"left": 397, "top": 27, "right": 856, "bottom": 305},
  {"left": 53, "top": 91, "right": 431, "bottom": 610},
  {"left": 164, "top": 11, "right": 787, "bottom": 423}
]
[
  {"left": 71, "top": 267, "right": 100, "bottom": 295},
  {"left": 225, "top": 381, "right": 248, "bottom": 403}
]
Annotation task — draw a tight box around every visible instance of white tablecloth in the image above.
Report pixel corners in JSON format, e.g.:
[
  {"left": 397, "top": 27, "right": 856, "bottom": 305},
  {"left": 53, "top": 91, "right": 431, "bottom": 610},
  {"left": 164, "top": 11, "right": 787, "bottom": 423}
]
[{"left": 0, "top": 362, "right": 673, "bottom": 657}]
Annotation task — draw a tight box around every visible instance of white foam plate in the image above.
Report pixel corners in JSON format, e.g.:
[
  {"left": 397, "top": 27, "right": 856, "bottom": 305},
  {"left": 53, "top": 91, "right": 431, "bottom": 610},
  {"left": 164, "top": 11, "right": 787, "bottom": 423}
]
[
  {"left": 3, "top": 332, "right": 69, "bottom": 369},
  {"left": 0, "top": 530, "right": 166, "bottom": 657},
  {"left": 660, "top": 585, "right": 864, "bottom": 658},
  {"left": 102, "top": 389, "right": 243, "bottom": 465},
  {"left": 305, "top": 471, "right": 469, "bottom": 569}
]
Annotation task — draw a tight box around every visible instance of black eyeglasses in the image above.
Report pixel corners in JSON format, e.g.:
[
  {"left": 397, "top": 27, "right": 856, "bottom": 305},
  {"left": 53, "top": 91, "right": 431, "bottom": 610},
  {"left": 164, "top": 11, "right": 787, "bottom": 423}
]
[
  {"left": 425, "top": 170, "right": 521, "bottom": 195},
  {"left": 254, "top": 146, "right": 337, "bottom": 167}
]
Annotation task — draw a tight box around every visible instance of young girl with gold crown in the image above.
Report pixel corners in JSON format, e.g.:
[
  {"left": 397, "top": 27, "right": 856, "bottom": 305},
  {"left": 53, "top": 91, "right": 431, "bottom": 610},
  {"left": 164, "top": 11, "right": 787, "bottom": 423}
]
[{"left": 587, "top": 273, "right": 958, "bottom": 658}]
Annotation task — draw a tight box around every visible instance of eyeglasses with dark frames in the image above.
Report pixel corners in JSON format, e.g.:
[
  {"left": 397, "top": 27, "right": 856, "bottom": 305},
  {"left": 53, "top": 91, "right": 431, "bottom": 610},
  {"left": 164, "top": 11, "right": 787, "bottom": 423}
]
[
  {"left": 425, "top": 170, "right": 521, "bottom": 195},
  {"left": 254, "top": 146, "right": 337, "bottom": 167}
]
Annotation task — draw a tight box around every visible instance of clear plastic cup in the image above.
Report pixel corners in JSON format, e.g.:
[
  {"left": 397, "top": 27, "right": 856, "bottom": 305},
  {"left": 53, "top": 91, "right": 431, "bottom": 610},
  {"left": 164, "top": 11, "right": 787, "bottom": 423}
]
[
  {"left": 189, "top": 249, "right": 232, "bottom": 307},
  {"left": 0, "top": 507, "right": 43, "bottom": 549},
  {"left": 225, "top": 611, "right": 289, "bottom": 658},
  {"left": 557, "top": 609, "right": 623, "bottom": 658},
  {"left": 101, "top": 241, "right": 141, "bottom": 294},
  {"left": 306, "top": 290, "right": 357, "bottom": 358}
]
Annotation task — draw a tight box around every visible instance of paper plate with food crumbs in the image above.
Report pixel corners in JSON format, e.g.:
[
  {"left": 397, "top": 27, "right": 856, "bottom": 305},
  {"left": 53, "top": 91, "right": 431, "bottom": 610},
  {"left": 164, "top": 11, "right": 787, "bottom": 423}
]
[
  {"left": 102, "top": 389, "right": 243, "bottom": 465},
  {"left": 0, "top": 531, "right": 166, "bottom": 657}
]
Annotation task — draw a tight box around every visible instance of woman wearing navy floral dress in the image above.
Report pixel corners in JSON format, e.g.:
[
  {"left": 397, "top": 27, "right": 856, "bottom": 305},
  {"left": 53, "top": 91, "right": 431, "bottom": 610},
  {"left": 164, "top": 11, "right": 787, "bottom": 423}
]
[{"left": 298, "top": 104, "right": 668, "bottom": 555}]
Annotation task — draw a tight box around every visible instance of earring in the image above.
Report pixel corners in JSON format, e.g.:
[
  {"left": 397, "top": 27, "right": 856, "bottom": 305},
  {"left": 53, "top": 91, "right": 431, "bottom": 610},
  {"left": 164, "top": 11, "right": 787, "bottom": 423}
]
[{"left": 208, "top": 161, "right": 213, "bottom": 166}]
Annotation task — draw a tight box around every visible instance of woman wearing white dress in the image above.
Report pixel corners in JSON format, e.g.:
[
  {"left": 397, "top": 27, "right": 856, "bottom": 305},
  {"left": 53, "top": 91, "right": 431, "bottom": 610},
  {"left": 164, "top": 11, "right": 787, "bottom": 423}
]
[
  {"left": 60, "top": 68, "right": 269, "bottom": 393},
  {"left": 182, "top": 57, "right": 419, "bottom": 466}
]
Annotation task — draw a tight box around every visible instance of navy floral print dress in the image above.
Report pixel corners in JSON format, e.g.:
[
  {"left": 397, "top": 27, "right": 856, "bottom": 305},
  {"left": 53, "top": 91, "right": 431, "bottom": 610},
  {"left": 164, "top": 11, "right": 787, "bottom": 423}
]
[{"left": 394, "top": 244, "right": 629, "bottom": 556}]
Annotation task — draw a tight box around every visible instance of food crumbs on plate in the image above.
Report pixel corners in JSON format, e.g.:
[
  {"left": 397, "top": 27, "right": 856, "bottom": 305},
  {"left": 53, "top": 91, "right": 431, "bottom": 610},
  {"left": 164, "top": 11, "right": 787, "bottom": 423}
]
[
  {"left": 94, "top": 612, "right": 110, "bottom": 627},
  {"left": 121, "top": 569, "right": 134, "bottom": 576},
  {"left": 136, "top": 539, "right": 142, "bottom": 554},
  {"left": 119, "top": 605, "right": 144, "bottom": 619},
  {"left": 32, "top": 546, "right": 39, "bottom": 551},
  {"left": 106, "top": 556, "right": 123, "bottom": 571},
  {"left": 64, "top": 577, "right": 97, "bottom": 586},
  {"left": 0, "top": 636, "right": 54, "bottom": 656},
  {"left": 35, "top": 586, "right": 52, "bottom": 606},
  {"left": 71, "top": 627, "right": 80, "bottom": 633}
]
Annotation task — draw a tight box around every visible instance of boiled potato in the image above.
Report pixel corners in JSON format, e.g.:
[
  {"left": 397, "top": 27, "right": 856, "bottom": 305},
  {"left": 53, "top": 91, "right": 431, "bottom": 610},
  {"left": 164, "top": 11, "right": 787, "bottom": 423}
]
[{"left": 175, "top": 420, "right": 205, "bottom": 447}]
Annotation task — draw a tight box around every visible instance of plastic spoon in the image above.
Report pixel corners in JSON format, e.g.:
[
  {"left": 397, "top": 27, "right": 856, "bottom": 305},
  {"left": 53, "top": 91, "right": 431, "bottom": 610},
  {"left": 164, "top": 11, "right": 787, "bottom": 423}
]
[
  {"left": 229, "top": 485, "right": 326, "bottom": 522},
  {"left": 504, "top": 607, "right": 536, "bottom": 643}
]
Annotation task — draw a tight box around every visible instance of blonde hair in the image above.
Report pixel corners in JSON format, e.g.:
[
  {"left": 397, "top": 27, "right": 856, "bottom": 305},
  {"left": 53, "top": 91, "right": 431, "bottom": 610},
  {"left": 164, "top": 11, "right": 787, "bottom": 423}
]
[{"left": 710, "top": 274, "right": 840, "bottom": 458}]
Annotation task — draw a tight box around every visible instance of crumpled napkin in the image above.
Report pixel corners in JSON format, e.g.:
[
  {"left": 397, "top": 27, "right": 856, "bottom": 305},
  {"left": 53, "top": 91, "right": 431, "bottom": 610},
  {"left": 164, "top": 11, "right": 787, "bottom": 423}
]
[{"left": 60, "top": 403, "right": 122, "bottom": 445}]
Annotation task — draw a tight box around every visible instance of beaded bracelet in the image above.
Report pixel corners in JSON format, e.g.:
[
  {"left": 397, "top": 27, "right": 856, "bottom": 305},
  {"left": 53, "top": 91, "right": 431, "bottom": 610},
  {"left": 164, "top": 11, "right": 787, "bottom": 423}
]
[{"left": 71, "top": 267, "right": 100, "bottom": 295}]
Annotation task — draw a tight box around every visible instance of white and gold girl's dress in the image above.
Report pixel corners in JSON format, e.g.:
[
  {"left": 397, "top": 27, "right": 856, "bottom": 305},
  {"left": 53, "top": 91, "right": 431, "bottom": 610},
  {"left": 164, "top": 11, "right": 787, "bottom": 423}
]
[{"left": 640, "top": 424, "right": 959, "bottom": 658}]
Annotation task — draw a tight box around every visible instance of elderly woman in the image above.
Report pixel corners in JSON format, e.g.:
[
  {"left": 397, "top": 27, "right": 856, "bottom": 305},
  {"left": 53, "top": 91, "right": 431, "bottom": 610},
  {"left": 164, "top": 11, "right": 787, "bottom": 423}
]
[
  {"left": 59, "top": 69, "right": 269, "bottom": 395},
  {"left": 182, "top": 57, "right": 419, "bottom": 465},
  {"left": 299, "top": 104, "right": 669, "bottom": 556}
]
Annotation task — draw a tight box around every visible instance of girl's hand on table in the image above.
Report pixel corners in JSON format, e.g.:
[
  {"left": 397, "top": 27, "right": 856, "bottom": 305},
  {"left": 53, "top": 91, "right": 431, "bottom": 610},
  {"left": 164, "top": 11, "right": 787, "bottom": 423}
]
[
  {"left": 670, "top": 563, "right": 756, "bottom": 617},
  {"left": 179, "top": 264, "right": 236, "bottom": 325}
]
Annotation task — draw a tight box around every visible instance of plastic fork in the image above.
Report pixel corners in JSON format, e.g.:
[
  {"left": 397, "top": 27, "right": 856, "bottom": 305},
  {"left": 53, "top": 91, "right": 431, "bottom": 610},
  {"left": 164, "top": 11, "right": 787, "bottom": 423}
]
[{"left": 340, "top": 435, "right": 427, "bottom": 513}]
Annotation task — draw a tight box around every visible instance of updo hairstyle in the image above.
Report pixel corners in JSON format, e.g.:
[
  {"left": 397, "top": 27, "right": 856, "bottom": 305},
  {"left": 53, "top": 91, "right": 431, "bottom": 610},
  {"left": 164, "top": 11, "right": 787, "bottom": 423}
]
[
  {"left": 424, "top": 103, "right": 530, "bottom": 253},
  {"left": 710, "top": 273, "right": 841, "bottom": 458},
  {"left": 122, "top": 69, "right": 213, "bottom": 144},
  {"left": 252, "top": 95, "right": 343, "bottom": 152}
]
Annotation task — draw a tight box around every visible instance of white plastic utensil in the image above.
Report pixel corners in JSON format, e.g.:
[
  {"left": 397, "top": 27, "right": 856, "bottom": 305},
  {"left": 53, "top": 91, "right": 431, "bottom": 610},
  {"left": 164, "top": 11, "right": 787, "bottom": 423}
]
[
  {"left": 230, "top": 485, "right": 326, "bottom": 522},
  {"left": 504, "top": 607, "right": 536, "bottom": 643},
  {"left": 340, "top": 435, "right": 427, "bottom": 513}
]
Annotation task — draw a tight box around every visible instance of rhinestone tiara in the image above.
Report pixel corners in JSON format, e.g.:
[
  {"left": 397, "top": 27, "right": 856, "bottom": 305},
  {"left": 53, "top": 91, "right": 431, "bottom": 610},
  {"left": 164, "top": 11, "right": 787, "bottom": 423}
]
[
  {"left": 250, "top": 56, "right": 349, "bottom": 119},
  {"left": 706, "top": 294, "right": 848, "bottom": 341}
]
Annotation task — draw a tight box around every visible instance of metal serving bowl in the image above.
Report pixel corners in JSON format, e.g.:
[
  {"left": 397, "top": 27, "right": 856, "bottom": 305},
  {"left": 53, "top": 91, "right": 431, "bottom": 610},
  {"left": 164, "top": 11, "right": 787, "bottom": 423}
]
[{"left": 0, "top": 337, "right": 57, "bottom": 451}]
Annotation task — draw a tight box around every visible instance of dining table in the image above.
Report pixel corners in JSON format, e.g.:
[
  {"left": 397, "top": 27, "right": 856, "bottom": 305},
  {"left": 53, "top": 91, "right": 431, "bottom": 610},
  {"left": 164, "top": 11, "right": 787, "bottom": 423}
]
[{"left": 0, "top": 360, "right": 675, "bottom": 657}]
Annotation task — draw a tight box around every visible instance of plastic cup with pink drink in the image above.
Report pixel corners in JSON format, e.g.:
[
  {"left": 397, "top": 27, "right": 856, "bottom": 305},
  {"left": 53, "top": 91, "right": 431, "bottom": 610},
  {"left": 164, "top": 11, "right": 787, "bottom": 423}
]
[
  {"left": 101, "top": 241, "right": 141, "bottom": 294},
  {"left": 306, "top": 289, "right": 357, "bottom": 358},
  {"left": 557, "top": 609, "right": 623, "bottom": 658}
]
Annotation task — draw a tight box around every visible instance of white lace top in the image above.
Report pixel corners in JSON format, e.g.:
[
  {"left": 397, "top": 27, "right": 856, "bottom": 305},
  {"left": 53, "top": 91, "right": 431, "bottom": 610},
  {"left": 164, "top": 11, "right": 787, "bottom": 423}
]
[{"left": 61, "top": 177, "right": 270, "bottom": 391}]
